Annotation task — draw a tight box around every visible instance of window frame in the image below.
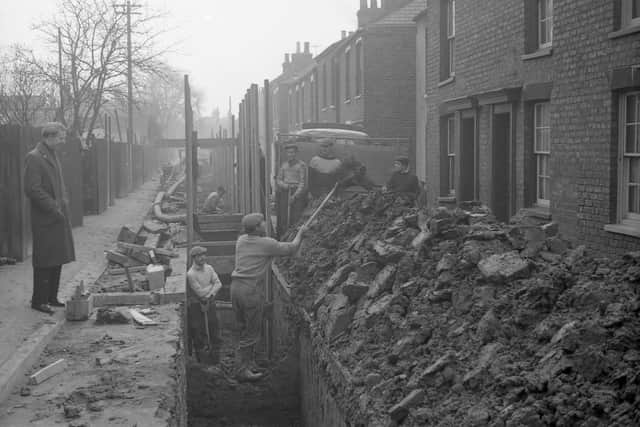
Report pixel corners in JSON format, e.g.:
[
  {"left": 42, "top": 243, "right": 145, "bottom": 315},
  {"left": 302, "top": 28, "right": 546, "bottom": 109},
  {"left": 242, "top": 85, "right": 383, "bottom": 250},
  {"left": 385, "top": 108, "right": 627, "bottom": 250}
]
[
  {"left": 447, "top": 116, "right": 456, "bottom": 196},
  {"left": 344, "top": 47, "right": 351, "bottom": 101},
  {"left": 533, "top": 102, "right": 551, "bottom": 207},
  {"left": 355, "top": 40, "right": 363, "bottom": 97},
  {"left": 622, "top": 0, "right": 640, "bottom": 28},
  {"left": 618, "top": 92, "right": 640, "bottom": 224},
  {"left": 538, "top": 0, "right": 553, "bottom": 48},
  {"left": 446, "top": 0, "right": 456, "bottom": 76}
]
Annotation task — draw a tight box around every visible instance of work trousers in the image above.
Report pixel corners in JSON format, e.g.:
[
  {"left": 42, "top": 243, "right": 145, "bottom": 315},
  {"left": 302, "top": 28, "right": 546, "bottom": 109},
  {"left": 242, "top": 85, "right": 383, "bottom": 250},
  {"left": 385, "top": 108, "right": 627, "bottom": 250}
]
[
  {"left": 230, "top": 278, "right": 264, "bottom": 369},
  {"left": 276, "top": 188, "right": 306, "bottom": 238},
  {"left": 188, "top": 300, "right": 220, "bottom": 353},
  {"left": 32, "top": 265, "right": 62, "bottom": 306}
]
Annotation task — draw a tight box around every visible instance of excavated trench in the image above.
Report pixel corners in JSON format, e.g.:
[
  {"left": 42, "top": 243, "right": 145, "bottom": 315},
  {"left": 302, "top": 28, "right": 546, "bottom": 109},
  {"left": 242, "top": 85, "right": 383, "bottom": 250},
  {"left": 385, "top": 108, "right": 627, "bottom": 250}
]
[{"left": 185, "top": 271, "right": 350, "bottom": 427}]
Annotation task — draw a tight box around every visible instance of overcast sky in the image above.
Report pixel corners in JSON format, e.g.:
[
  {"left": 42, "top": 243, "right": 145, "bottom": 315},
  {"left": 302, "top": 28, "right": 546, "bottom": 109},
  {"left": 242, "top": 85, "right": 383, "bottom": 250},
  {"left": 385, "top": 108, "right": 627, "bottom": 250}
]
[{"left": 0, "top": 0, "right": 359, "bottom": 115}]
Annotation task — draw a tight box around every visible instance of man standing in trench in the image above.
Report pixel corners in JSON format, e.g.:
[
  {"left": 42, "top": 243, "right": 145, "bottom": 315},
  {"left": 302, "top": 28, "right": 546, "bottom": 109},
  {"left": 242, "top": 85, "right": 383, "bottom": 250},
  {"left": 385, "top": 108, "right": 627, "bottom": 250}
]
[
  {"left": 231, "top": 213, "right": 307, "bottom": 381},
  {"left": 23, "top": 122, "right": 76, "bottom": 314}
]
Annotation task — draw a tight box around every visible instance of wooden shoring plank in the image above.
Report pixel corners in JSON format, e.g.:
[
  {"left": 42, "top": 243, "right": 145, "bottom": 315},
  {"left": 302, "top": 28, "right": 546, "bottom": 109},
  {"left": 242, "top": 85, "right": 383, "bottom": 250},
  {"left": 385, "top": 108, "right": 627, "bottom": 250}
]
[
  {"left": 29, "top": 358, "right": 66, "bottom": 385},
  {"left": 129, "top": 308, "right": 158, "bottom": 326}
]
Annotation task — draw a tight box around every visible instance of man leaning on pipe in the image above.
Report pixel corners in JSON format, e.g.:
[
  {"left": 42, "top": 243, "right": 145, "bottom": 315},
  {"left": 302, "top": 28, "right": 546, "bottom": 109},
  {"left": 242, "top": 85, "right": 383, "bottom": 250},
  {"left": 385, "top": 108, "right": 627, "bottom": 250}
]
[{"left": 230, "top": 213, "right": 307, "bottom": 381}]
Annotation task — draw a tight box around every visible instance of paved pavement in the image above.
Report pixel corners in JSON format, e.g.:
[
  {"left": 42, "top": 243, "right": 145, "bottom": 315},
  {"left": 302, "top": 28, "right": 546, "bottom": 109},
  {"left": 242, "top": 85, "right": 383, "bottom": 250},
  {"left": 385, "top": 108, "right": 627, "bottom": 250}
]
[{"left": 0, "top": 179, "right": 159, "bottom": 374}]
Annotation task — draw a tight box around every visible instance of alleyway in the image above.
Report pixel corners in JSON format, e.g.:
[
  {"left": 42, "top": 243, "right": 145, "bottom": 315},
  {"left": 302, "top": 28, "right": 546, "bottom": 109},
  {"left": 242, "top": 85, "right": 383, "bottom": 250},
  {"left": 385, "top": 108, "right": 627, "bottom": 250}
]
[{"left": 0, "top": 179, "right": 159, "bottom": 369}]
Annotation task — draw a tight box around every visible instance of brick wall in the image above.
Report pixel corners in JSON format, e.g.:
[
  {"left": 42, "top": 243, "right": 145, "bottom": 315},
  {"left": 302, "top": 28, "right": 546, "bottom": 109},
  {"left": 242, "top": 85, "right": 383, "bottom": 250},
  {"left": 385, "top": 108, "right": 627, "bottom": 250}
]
[
  {"left": 363, "top": 26, "right": 417, "bottom": 141},
  {"left": 551, "top": 0, "right": 640, "bottom": 256},
  {"left": 422, "top": 0, "right": 552, "bottom": 214},
  {"left": 420, "top": 0, "right": 640, "bottom": 256}
]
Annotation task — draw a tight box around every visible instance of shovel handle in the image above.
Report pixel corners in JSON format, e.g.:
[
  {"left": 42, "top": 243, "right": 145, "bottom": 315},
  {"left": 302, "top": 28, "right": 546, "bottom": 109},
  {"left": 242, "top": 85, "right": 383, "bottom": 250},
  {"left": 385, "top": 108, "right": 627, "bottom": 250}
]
[{"left": 301, "top": 182, "right": 338, "bottom": 230}]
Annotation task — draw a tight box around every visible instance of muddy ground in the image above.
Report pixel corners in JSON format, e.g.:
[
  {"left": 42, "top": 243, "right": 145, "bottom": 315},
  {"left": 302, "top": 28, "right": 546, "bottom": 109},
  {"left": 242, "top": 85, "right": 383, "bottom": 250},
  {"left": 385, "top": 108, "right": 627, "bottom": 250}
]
[
  {"left": 277, "top": 191, "right": 640, "bottom": 426},
  {"left": 0, "top": 304, "right": 182, "bottom": 427}
]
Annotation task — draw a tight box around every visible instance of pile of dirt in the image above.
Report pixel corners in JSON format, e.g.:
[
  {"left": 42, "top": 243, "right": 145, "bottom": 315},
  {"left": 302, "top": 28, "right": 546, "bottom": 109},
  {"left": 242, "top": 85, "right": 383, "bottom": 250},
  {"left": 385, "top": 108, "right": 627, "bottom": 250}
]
[{"left": 276, "top": 191, "right": 640, "bottom": 426}]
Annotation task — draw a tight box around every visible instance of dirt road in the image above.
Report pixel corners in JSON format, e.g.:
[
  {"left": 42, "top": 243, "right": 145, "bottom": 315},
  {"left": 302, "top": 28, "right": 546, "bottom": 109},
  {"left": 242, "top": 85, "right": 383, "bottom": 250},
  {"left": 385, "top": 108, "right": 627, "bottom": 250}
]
[{"left": 0, "top": 180, "right": 158, "bottom": 369}]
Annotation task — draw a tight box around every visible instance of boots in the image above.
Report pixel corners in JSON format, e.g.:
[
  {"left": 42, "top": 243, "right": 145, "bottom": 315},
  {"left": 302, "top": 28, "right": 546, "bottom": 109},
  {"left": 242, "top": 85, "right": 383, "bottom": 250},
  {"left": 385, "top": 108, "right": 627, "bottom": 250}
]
[{"left": 236, "top": 344, "right": 264, "bottom": 382}]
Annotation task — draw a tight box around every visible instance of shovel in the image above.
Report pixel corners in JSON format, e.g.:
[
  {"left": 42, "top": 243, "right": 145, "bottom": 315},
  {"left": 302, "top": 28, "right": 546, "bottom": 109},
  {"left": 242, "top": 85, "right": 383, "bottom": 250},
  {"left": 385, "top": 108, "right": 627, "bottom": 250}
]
[
  {"left": 294, "top": 182, "right": 339, "bottom": 257},
  {"left": 200, "top": 300, "right": 211, "bottom": 349}
]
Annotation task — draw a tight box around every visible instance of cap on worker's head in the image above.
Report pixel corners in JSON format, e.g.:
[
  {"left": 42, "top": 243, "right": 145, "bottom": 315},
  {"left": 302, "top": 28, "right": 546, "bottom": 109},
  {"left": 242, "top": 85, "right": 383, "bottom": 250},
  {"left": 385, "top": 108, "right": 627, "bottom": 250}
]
[
  {"left": 41, "top": 122, "right": 66, "bottom": 138},
  {"left": 190, "top": 246, "right": 207, "bottom": 257},
  {"left": 284, "top": 143, "right": 298, "bottom": 152},
  {"left": 318, "top": 138, "right": 334, "bottom": 147},
  {"left": 395, "top": 156, "right": 410, "bottom": 167},
  {"left": 217, "top": 185, "right": 226, "bottom": 194},
  {"left": 241, "top": 213, "right": 264, "bottom": 233}
]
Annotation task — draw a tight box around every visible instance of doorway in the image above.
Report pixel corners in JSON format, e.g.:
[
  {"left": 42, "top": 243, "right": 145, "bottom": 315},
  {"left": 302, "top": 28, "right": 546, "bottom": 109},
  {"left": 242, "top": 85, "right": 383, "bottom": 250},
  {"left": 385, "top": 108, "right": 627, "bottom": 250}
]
[
  {"left": 492, "top": 111, "right": 511, "bottom": 222},
  {"left": 459, "top": 114, "right": 476, "bottom": 202}
]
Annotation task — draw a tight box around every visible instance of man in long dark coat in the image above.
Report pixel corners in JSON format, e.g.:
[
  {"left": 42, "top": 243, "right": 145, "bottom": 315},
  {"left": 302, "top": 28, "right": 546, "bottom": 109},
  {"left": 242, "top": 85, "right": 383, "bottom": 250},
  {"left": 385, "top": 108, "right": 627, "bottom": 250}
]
[{"left": 24, "top": 122, "right": 76, "bottom": 314}]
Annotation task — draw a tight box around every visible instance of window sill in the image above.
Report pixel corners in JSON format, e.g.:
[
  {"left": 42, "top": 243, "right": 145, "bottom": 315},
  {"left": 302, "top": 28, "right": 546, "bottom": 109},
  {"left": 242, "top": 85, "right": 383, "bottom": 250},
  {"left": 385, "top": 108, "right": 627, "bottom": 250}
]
[
  {"left": 521, "top": 47, "right": 553, "bottom": 61},
  {"left": 438, "top": 75, "right": 455, "bottom": 88},
  {"left": 344, "top": 99, "right": 351, "bottom": 104},
  {"left": 521, "top": 206, "right": 552, "bottom": 220},
  {"left": 329, "top": 105, "right": 336, "bottom": 110},
  {"left": 608, "top": 23, "right": 640, "bottom": 39},
  {"left": 354, "top": 94, "right": 362, "bottom": 100},
  {"left": 604, "top": 223, "right": 640, "bottom": 238},
  {"left": 437, "top": 196, "right": 456, "bottom": 203},
  {"left": 321, "top": 107, "right": 327, "bottom": 112}
]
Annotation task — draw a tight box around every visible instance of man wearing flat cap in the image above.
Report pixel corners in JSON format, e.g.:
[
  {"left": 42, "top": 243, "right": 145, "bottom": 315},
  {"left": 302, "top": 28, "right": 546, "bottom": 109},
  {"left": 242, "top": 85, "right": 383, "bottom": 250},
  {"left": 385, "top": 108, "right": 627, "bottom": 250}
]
[
  {"left": 308, "top": 138, "right": 342, "bottom": 198},
  {"left": 187, "top": 245, "right": 223, "bottom": 364},
  {"left": 23, "top": 122, "right": 76, "bottom": 314},
  {"left": 275, "top": 143, "right": 307, "bottom": 237},
  {"left": 385, "top": 156, "right": 420, "bottom": 195},
  {"left": 230, "top": 213, "right": 307, "bottom": 381}
]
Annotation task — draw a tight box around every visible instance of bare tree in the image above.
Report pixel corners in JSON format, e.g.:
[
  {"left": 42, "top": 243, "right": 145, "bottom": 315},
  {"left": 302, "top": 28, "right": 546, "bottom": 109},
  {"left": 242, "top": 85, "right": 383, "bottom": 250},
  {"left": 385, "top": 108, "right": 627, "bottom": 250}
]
[
  {"left": 0, "top": 46, "right": 57, "bottom": 126},
  {"left": 139, "top": 67, "right": 206, "bottom": 139},
  {"left": 28, "top": 0, "right": 169, "bottom": 137}
]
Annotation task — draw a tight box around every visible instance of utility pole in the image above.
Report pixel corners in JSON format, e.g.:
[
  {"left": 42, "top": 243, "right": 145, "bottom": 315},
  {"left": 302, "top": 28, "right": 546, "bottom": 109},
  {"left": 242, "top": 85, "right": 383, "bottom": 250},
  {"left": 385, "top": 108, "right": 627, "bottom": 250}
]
[
  {"left": 57, "top": 27, "right": 65, "bottom": 125},
  {"left": 114, "top": 0, "right": 141, "bottom": 192}
]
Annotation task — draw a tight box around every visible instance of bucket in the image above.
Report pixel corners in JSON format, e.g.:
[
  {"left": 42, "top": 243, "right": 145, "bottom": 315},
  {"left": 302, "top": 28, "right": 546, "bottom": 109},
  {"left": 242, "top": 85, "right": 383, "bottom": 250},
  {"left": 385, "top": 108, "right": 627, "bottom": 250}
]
[{"left": 146, "top": 264, "right": 165, "bottom": 291}]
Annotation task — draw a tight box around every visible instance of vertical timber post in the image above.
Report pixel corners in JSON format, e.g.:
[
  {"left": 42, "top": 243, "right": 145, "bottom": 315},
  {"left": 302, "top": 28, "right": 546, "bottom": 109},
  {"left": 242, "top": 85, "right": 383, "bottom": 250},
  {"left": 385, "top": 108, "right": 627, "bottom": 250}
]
[
  {"left": 184, "top": 75, "right": 194, "bottom": 268},
  {"left": 264, "top": 79, "right": 273, "bottom": 359}
]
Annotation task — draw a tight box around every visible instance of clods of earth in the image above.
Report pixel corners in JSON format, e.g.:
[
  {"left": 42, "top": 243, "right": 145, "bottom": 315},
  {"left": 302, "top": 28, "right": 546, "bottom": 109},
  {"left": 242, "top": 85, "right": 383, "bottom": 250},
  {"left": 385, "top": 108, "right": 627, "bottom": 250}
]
[{"left": 277, "top": 191, "right": 640, "bottom": 426}]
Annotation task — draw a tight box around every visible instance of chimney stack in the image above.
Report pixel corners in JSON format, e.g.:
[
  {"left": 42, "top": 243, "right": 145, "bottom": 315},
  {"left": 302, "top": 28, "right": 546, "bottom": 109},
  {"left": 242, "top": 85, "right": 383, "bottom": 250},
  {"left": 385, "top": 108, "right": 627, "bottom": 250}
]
[
  {"left": 283, "top": 53, "right": 291, "bottom": 73},
  {"left": 358, "top": 0, "right": 385, "bottom": 28},
  {"left": 304, "top": 41, "right": 310, "bottom": 54},
  {"left": 296, "top": 41, "right": 301, "bottom": 53}
]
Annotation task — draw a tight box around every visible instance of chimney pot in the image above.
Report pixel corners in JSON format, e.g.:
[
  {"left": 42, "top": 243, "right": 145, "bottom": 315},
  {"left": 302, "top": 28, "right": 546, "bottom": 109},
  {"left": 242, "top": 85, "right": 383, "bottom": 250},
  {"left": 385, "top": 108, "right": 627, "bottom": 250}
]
[
  {"left": 371, "top": 0, "right": 378, "bottom": 8},
  {"left": 296, "top": 41, "right": 301, "bottom": 53},
  {"left": 360, "top": 0, "right": 367, "bottom": 9},
  {"left": 304, "top": 41, "right": 310, "bottom": 54},
  {"left": 341, "top": 30, "right": 347, "bottom": 39},
  {"left": 285, "top": 53, "right": 290, "bottom": 63}
]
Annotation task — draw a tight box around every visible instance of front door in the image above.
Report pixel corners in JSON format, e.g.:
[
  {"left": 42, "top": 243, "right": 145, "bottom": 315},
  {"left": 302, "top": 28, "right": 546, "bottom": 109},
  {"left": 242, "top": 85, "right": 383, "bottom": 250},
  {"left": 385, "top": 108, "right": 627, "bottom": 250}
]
[
  {"left": 492, "top": 111, "right": 511, "bottom": 222},
  {"left": 459, "top": 114, "right": 476, "bottom": 202}
]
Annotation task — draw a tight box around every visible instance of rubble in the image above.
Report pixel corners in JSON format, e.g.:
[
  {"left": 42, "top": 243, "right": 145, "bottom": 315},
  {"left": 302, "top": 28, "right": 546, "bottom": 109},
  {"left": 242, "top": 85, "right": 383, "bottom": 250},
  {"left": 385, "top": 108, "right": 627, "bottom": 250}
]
[{"left": 277, "top": 191, "right": 640, "bottom": 426}]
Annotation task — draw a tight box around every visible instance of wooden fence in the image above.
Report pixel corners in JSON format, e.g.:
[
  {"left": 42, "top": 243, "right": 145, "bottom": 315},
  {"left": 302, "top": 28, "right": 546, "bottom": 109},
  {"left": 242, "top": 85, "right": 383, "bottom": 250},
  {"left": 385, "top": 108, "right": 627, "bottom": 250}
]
[{"left": 83, "top": 139, "right": 175, "bottom": 215}]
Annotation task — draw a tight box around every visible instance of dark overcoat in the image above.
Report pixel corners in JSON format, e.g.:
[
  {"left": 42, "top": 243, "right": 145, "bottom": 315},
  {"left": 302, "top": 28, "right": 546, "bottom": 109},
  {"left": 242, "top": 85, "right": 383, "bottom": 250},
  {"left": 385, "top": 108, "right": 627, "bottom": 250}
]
[{"left": 23, "top": 142, "right": 76, "bottom": 267}]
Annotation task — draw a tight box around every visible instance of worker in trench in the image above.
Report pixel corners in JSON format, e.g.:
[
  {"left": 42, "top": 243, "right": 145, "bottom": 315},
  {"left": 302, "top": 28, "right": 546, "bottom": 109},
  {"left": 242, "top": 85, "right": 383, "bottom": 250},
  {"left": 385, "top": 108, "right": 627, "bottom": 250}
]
[
  {"left": 201, "top": 185, "right": 226, "bottom": 214},
  {"left": 187, "top": 246, "right": 223, "bottom": 364},
  {"left": 231, "top": 213, "right": 307, "bottom": 381},
  {"left": 384, "top": 155, "right": 420, "bottom": 195},
  {"left": 275, "top": 142, "right": 307, "bottom": 237},
  {"left": 308, "top": 138, "right": 342, "bottom": 198}
]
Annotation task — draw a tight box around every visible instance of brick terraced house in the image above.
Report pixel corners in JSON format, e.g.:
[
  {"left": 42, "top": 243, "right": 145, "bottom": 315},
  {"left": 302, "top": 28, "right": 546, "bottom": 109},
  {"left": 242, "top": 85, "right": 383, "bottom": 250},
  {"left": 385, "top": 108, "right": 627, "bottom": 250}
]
[
  {"left": 415, "top": 0, "right": 640, "bottom": 256},
  {"left": 272, "top": 0, "right": 426, "bottom": 150}
]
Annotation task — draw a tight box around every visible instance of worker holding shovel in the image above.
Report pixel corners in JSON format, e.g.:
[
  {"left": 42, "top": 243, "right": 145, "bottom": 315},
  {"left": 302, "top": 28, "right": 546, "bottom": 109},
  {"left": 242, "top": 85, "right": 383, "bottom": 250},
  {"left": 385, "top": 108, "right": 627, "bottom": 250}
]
[
  {"left": 231, "top": 213, "right": 308, "bottom": 381},
  {"left": 275, "top": 143, "right": 307, "bottom": 237},
  {"left": 187, "top": 246, "right": 223, "bottom": 364}
]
